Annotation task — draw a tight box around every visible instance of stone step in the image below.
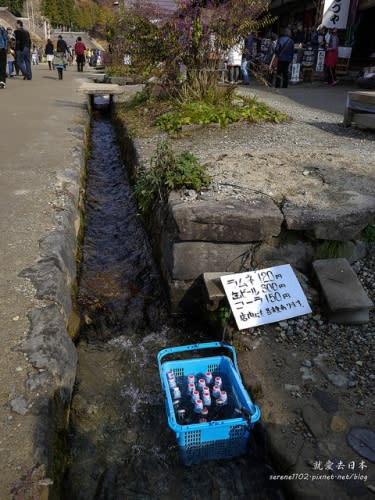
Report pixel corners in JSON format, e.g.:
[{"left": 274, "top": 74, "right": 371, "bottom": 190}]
[
  {"left": 202, "top": 272, "right": 230, "bottom": 311},
  {"left": 312, "top": 258, "right": 373, "bottom": 324}
]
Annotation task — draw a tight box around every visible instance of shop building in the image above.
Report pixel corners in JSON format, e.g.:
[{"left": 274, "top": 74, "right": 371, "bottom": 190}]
[{"left": 269, "top": 0, "right": 375, "bottom": 68}]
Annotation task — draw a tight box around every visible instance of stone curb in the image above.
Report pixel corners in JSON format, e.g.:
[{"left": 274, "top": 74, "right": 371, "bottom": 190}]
[{"left": 17, "top": 119, "right": 89, "bottom": 493}]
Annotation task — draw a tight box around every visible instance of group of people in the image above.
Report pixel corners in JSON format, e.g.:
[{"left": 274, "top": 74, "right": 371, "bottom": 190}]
[
  {"left": 0, "top": 20, "right": 33, "bottom": 88},
  {"left": 271, "top": 26, "right": 339, "bottom": 88},
  {"left": 224, "top": 24, "right": 339, "bottom": 89},
  {"left": 45, "top": 35, "right": 87, "bottom": 79},
  {"left": 0, "top": 23, "right": 90, "bottom": 87}
]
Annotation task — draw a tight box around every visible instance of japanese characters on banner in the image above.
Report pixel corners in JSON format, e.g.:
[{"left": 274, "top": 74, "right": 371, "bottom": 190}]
[
  {"left": 302, "top": 48, "right": 315, "bottom": 67},
  {"left": 322, "top": 0, "right": 350, "bottom": 29},
  {"left": 221, "top": 264, "right": 312, "bottom": 330}
]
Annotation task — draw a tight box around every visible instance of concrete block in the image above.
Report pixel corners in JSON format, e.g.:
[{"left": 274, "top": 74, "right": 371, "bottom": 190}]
[
  {"left": 168, "top": 193, "right": 283, "bottom": 242},
  {"left": 171, "top": 242, "right": 253, "bottom": 280},
  {"left": 202, "top": 272, "right": 231, "bottom": 310},
  {"left": 352, "top": 112, "right": 375, "bottom": 130},
  {"left": 313, "top": 258, "right": 373, "bottom": 324},
  {"left": 284, "top": 190, "right": 375, "bottom": 241}
]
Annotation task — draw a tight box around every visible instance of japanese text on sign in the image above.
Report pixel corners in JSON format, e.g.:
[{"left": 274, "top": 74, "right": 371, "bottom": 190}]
[
  {"left": 221, "top": 264, "right": 312, "bottom": 329},
  {"left": 322, "top": 0, "right": 350, "bottom": 29}
]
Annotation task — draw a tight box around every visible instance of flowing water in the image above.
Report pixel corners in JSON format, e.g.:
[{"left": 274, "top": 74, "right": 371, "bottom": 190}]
[{"left": 63, "top": 116, "right": 283, "bottom": 500}]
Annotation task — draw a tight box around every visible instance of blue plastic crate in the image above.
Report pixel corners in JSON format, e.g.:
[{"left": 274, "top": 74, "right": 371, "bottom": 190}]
[{"left": 157, "top": 342, "right": 260, "bottom": 465}]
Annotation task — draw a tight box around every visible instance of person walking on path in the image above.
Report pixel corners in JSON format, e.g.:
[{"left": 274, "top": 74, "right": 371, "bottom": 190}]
[
  {"left": 31, "top": 45, "right": 39, "bottom": 65},
  {"left": 241, "top": 32, "right": 253, "bottom": 85},
  {"left": 0, "top": 24, "right": 8, "bottom": 88},
  {"left": 274, "top": 28, "right": 294, "bottom": 89},
  {"left": 44, "top": 38, "right": 54, "bottom": 70},
  {"left": 14, "top": 20, "right": 32, "bottom": 80},
  {"left": 7, "top": 36, "right": 15, "bottom": 78},
  {"left": 54, "top": 51, "right": 67, "bottom": 80},
  {"left": 324, "top": 28, "right": 339, "bottom": 86},
  {"left": 74, "top": 37, "right": 86, "bottom": 72},
  {"left": 227, "top": 40, "right": 243, "bottom": 83},
  {"left": 56, "top": 35, "right": 68, "bottom": 69},
  {"left": 54, "top": 35, "right": 68, "bottom": 79}
]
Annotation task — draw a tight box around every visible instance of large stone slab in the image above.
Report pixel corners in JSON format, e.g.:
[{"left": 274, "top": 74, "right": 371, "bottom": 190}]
[
  {"left": 313, "top": 258, "right": 373, "bottom": 324},
  {"left": 168, "top": 193, "right": 283, "bottom": 242},
  {"left": 77, "top": 82, "right": 126, "bottom": 95},
  {"left": 283, "top": 190, "right": 375, "bottom": 241},
  {"left": 170, "top": 242, "right": 253, "bottom": 280}
]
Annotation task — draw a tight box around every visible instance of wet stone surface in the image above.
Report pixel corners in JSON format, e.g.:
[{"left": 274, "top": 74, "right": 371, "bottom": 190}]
[{"left": 64, "top": 117, "right": 283, "bottom": 499}]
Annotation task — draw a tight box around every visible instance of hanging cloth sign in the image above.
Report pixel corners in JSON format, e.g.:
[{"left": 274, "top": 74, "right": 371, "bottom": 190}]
[
  {"left": 322, "top": 0, "right": 351, "bottom": 29},
  {"left": 221, "top": 264, "right": 312, "bottom": 330}
]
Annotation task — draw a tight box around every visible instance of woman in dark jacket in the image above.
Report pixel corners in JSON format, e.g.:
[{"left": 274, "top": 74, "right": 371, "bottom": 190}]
[{"left": 44, "top": 39, "right": 54, "bottom": 70}]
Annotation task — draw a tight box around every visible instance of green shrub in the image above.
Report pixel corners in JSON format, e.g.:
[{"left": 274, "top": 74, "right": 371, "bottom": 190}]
[
  {"left": 133, "top": 140, "right": 210, "bottom": 214},
  {"left": 126, "top": 90, "right": 150, "bottom": 110},
  {"left": 105, "top": 65, "right": 129, "bottom": 77},
  {"left": 156, "top": 95, "right": 287, "bottom": 136},
  {"left": 316, "top": 240, "right": 347, "bottom": 259},
  {"left": 362, "top": 224, "right": 375, "bottom": 243}
]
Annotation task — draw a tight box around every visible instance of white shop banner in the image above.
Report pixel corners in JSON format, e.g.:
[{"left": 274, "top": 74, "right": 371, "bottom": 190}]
[
  {"left": 221, "top": 264, "right": 312, "bottom": 330},
  {"left": 322, "top": 0, "right": 350, "bottom": 29}
]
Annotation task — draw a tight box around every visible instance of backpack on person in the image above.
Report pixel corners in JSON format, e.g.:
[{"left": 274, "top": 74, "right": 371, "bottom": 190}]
[
  {"left": 75, "top": 42, "right": 85, "bottom": 56},
  {"left": 0, "top": 26, "right": 8, "bottom": 49}
]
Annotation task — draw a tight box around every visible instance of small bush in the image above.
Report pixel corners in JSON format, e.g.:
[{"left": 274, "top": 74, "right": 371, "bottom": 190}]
[
  {"left": 156, "top": 94, "right": 287, "bottom": 136},
  {"left": 362, "top": 224, "right": 375, "bottom": 243},
  {"left": 316, "top": 240, "right": 347, "bottom": 259},
  {"left": 105, "top": 65, "right": 129, "bottom": 77},
  {"left": 176, "top": 70, "right": 237, "bottom": 106},
  {"left": 133, "top": 140, "right": 210, "bottom": 214},
  {"left": 127, "top": 90, "right": 150, "bottom": 109}
]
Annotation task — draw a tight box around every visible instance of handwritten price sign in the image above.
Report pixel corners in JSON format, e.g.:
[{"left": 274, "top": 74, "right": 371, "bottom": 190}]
[{"left": 221, "top": 264, "right": 312, "bottom": 329}]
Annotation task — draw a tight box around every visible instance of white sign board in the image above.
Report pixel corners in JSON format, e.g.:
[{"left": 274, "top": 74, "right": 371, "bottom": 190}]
[
  {"left": 221, "top": 264, "right": 312, "bottom": 330},
  {"left": 316, "top": 49, "right": 326, "bottom": 72},
  {"left": 322, "top": 0, "right": 350, "bottom": 29},
  {"left": 290, "top": 63, "right": 301, "bottom": 83}
]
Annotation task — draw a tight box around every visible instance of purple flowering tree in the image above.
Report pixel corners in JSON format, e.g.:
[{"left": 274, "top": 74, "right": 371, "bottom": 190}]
[{"left": 109, "top": 0, "right": 272, "bottom": 85}]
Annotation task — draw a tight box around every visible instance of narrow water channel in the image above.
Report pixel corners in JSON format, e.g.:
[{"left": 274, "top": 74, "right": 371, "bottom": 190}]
[{"left": 63, "top": 115, "right": 283, "bottom": 500}]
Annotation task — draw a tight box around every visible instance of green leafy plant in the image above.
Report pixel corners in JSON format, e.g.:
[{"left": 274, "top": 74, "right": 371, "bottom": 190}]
[
  {"left": 362, "top": 224, "right": 375, "bottom": 243},
  {"left": 217, "top": 305, "right": 232, "bottom": 327},
  {"left": 156, "top": 95, "right": 286, "bottom": 136},
  {"left": 133, "top": 140, "right": 210, "bottom": 214},
  {"left": 105, "top": 65, "right": 129, "bottom": 77},
  {"left": 316, "top": 240, "right": 347, "bottom": 259}
]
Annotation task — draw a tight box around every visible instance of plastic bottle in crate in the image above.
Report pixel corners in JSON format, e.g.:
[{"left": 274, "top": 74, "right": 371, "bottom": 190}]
[
  {"left": 197, "top": 378, "right": 206, "bottom": 390},
  {"left": 219, "top": 390, "right": 227, "bottom": 404},
  {"left": 204, "top": 371, "right": 213, "bottom": 385},
  {"left": 194, "top": 399, "right": 204, "bottom": 413},
  {"left": 187, "top": 383, "right": 195, "bottom": 394},
  {"left": 202, "top": 390, "right": 211, "bottom": 407},
  {"left": 167, "top": 370, "right": 176, "bottom": 387},
  {"left": 191, "top": 389, "right": 200, "bottom": 401},
  {"left": 212, "top": 384, "right": 221, "bottom": 398},
  {"left": 172, "top": 386, "right": 182, "bottom": 400}
]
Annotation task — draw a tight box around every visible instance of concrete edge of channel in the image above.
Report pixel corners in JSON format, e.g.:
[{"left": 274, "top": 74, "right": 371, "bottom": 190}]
[{"left": 16, "top": 109, "right": 90, "bottom": 496}]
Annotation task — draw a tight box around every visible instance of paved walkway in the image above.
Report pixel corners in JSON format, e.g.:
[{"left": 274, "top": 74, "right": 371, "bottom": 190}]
[{"left": 0, "top": 63, "right": 87, "bottom": 498}]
